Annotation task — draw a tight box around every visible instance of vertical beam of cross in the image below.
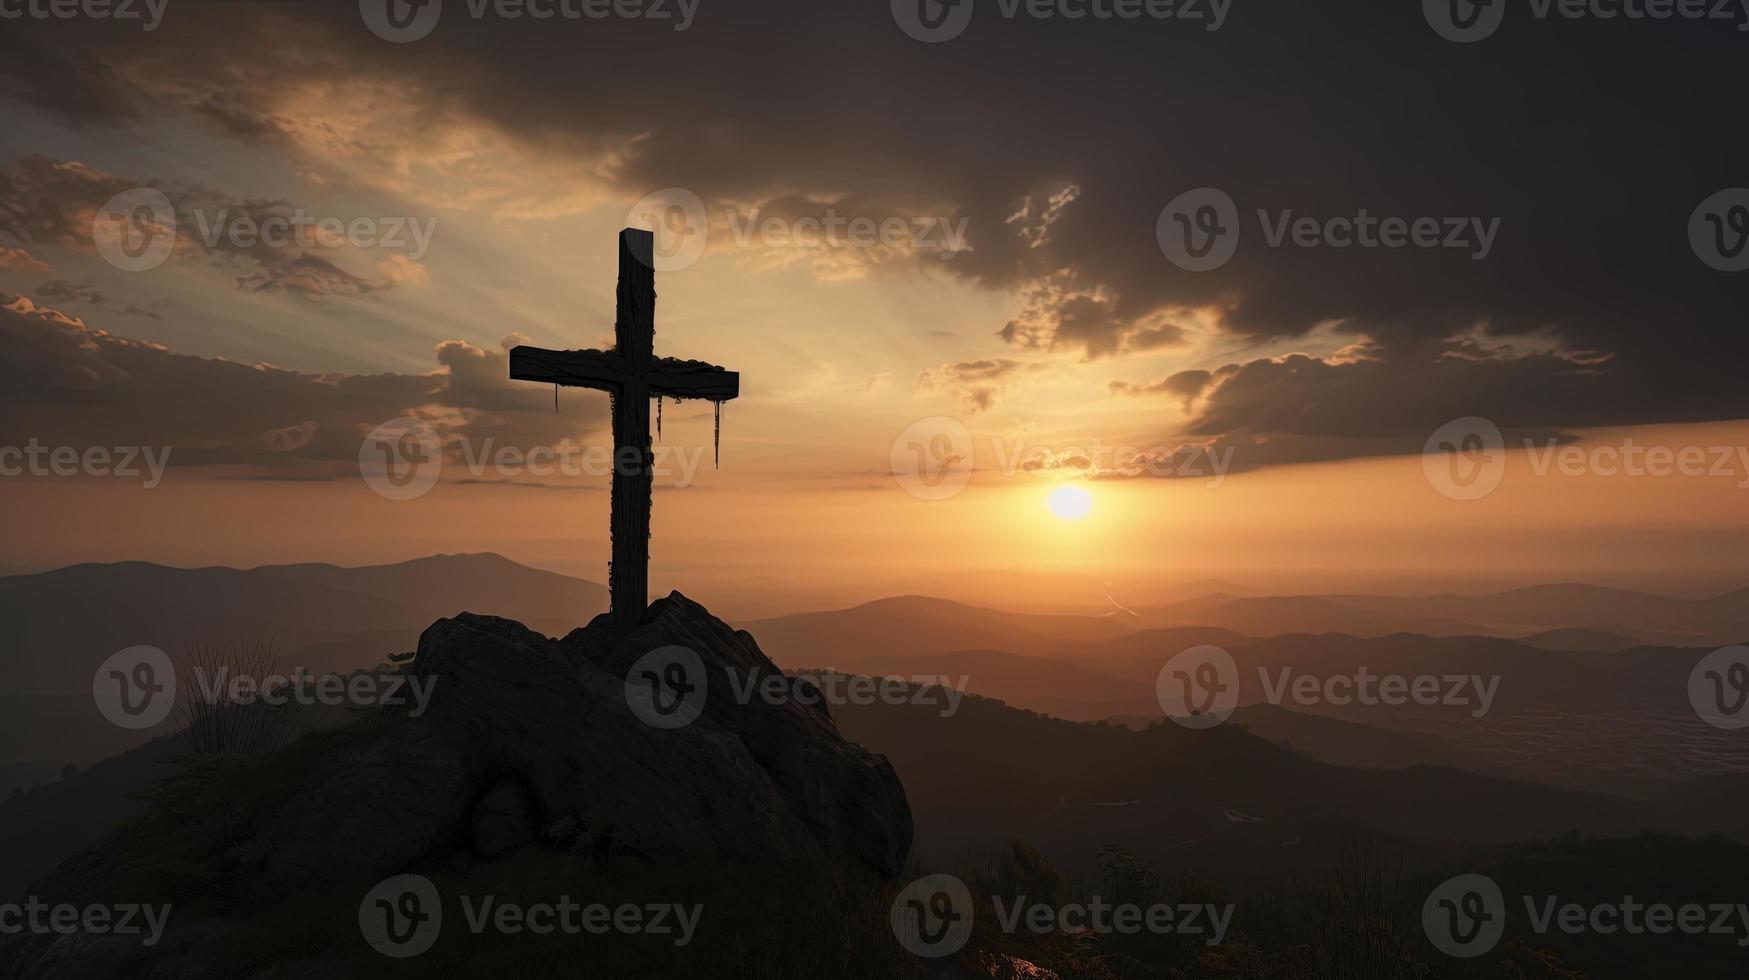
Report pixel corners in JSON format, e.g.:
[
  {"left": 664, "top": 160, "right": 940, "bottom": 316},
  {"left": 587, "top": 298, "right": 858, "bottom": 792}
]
[
  {"left": 611, "top": 230, "right": 655, "bottom": 633},
  {"left": 508, "top": 229, "right": 740, "bottom": 632}
]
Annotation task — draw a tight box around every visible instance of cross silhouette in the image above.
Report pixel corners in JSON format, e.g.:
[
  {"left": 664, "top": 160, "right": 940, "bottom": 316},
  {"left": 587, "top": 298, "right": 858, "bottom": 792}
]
[{"left": 509, "top": 228, "right": 739, "bottom": 631}]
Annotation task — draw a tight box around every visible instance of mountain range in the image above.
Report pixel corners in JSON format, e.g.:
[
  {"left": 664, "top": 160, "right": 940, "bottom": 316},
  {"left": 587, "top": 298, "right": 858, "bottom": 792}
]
[
  {"left": 4, "top": 554, "right": 1748, "bottom": 979},
  {"left": 1140, "top": 586, "right": 1749, "bottom": 646},
  {"left": 0, "top": 554, "right": 603, "bottom": 788},
  {"left": 6, "top": 554, "right": 1745, "bottom": 793}
]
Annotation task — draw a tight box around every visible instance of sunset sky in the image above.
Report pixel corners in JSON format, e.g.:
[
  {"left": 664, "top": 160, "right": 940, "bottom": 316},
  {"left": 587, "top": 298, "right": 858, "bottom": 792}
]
[{"left": 3, "top": 2, "right": 1746, "bottom": 617}]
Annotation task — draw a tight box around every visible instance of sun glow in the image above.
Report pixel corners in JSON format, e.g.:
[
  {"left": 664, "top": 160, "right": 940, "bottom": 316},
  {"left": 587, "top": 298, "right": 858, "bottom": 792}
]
[{"left": 1047, "top": 483, "right": 1093, "bottom": 521}]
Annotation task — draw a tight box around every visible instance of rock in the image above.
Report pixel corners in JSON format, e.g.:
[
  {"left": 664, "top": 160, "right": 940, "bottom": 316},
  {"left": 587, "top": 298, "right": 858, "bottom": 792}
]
[
  {"left": 259, "top": 715, "right": 487, "bottom": 887},
  {"left": 470, "top": 778, "right": 537, "bottom": 861},
  {"left": 1, "top": 593, "right": 911, "bottom": 978},
  {"left": 248, "top": 593, "right": 910, "bottom": 884},
  {"left": 564, "top": 592, "right": 914, "bottom": 877}
]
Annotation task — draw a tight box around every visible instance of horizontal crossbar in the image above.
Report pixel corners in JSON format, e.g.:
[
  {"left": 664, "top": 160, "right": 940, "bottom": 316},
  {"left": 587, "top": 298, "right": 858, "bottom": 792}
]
[{"left": 509, "top": 345, "right": 739, "bottom": 400}]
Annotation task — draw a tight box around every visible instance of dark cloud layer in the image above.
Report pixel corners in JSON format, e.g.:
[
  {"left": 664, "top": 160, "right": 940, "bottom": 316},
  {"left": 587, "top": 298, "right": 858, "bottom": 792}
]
[
  {"left": 6, "top": 2, "right": 1748, "bottom": 468},
  {"left": 0, "top": 156, "right": 415, "bottom": 297},
  {"left": 0, "top": 294, "right": 603, "bottom": 476}
]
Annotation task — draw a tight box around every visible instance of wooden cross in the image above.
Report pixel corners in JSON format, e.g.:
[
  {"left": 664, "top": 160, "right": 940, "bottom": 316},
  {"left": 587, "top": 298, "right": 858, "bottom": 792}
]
[{"left": 509, "top": 228, "right": 739, "bottom": 631}]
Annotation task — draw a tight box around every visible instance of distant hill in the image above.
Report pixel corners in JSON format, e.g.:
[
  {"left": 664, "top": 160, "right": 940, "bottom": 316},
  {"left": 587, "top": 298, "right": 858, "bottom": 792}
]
[
  {"left": 0, "top": 554, "right": 604, "bottom": 782},
  {"left": 11, "top": 559, "right": 1747, "bottom": 807},
  {"left": 1145, "top": 593, "right": 1495, "bottom": 639},
  {"left": 1104, "top": 702, "right": 1502, "bottom": 775},
  {"left": 1517, "top": 627, "right": 1644, "bottom": 652},
  {"left": 1222, "top": 703, "right": 1504, "bottom": 773},
  {"left": 788, "top": 649, "right": 1147, "bottom": 722},
  {"left": 794, "top": 627, "right": 1749, "bottom": 792},
  {"left": 743, "top": 595, "right": 1139, "bottom": 668},
  {"left": 825, "top": 686, "right": 1718, "bottom": 881},
  {"left": 1147, "top": 584, "right": 1749, "bottom": 646},
  {"left": 1415, "top": 583, "right": 1749, "bottom": 641},
  {"left": 0, "top": 553, "right": 603, "bottom": 695},
  {"left": 842, "top": 572, "right": 1253, "bottom": 617},
  {"left": 1052, "top": 626, "right": 1251, "bottom": 684}
]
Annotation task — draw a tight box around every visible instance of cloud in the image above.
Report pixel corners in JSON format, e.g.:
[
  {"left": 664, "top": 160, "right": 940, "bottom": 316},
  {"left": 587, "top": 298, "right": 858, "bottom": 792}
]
[
  {"left": 376, "top": 254, "right": 430, "bottom": 285},
  {"left": 0, "top": 30, "right": 137, "bottom": 125},
  {"left": 997, "top": 274, "right": 1191, "bottom": 360},
  {"left": 1098, "top": 333, "right": 1610, "bottom": 475},
  {"left": 1015, "top": 449, "right": 1095, "bottom": 474},
  {"left": 0, "top": 156, "right": 426, "bottom": 299},
  {"left": 712, "top": 192, "right": 970, "bottom": 282},
  {"left": 1177, "top": 338, "right": 1610, "bottom": 441},
  {"left": 0, "top": 246, "right": 53, "bottom": 275},
  {"left": 28, "top": 279, "right": 165, "bottom": 319},
  {"left": 1109, "top": 369, "right": 1210, "bottom": 409},
  {"left": 4, "top": 2, "right": 1747, "bottom": 465},
  {"left": 32, "top": 280, "right": 106, "bottom": 304},
  {"left": 0, "top": 294, "right": 606, "bottom": 479},
  {"left": 915, "top": 358, "right": 1045, "bottom": 413}
]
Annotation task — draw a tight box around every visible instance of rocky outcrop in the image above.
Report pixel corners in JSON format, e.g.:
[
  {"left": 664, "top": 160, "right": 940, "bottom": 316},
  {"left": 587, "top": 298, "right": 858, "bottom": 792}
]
[
  {"left": 2, "top": 593, "right": 911, "bottom": 978},
  {"left": 470, "top": 777, "right": 538, "bottom": 861},
  {"left": 258, "top": 591, "right": 911, "bottom": 882}
]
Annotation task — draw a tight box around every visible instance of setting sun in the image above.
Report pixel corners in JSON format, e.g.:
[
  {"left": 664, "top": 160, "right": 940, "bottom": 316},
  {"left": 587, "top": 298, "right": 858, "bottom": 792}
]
[{"left": 1047, "top": 484, "right": 1093, "bottom": 521}]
